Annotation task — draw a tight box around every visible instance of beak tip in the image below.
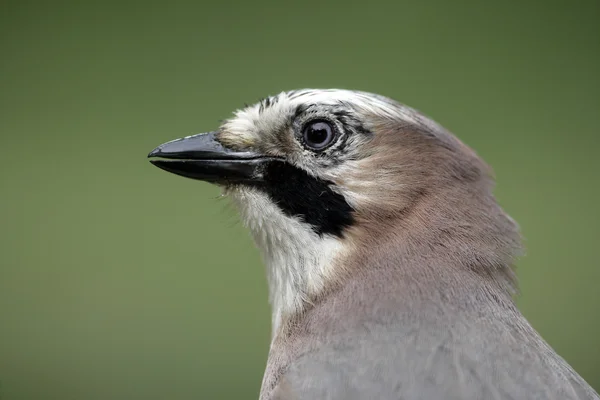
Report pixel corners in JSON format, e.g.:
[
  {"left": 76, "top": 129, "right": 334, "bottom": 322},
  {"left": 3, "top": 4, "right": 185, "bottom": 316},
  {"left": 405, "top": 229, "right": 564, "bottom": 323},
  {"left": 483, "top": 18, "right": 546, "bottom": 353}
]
[{"left": 147, "top": 147, "right": 162, "bottom": 159}]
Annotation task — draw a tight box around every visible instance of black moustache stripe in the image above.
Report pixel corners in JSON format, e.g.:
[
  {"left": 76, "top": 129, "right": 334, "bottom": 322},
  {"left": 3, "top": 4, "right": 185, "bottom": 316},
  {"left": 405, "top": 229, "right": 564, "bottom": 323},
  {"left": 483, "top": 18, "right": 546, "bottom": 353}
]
[{"left": 253, "top": 161, "right": 354, "bottom": 237}]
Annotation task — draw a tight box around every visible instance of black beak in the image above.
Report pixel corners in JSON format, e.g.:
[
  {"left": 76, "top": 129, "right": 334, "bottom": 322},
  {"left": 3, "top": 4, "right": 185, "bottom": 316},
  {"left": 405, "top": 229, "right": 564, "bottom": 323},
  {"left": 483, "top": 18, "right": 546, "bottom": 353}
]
[{"left": 148, "top": 131, "right": 277, "bottom": 184}]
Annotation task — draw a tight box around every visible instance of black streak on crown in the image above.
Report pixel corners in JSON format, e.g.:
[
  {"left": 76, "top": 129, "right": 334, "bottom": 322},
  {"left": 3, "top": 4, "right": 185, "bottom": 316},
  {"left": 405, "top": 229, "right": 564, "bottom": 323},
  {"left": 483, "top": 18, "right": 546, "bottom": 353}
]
[
  {"left": 254, "top": 161, "right": 354, "bottom": 237},
  {"left": 258, "top": 95, "right": 280, "bottom": 114}
]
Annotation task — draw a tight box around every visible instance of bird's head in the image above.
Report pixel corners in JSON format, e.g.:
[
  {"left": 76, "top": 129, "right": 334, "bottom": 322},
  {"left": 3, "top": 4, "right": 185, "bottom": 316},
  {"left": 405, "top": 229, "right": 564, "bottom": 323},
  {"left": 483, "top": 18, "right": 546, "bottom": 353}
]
[{"left": 149, "top": 89, "right": 521, "bottom": 331}]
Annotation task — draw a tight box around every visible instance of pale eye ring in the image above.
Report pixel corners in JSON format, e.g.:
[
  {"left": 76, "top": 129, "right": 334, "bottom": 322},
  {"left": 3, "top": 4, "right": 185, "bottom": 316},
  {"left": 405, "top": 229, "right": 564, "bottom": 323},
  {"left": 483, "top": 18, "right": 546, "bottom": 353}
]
[{"left": 302, "top": 120, "right": 336, "bottom": 151}]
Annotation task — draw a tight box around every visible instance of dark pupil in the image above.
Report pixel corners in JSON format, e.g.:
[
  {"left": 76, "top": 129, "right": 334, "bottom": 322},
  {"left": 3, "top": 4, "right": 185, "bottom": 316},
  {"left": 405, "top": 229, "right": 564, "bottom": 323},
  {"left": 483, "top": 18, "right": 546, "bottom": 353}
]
[{"left": 306, "top": 122, "right": 331, "bottom": 146}]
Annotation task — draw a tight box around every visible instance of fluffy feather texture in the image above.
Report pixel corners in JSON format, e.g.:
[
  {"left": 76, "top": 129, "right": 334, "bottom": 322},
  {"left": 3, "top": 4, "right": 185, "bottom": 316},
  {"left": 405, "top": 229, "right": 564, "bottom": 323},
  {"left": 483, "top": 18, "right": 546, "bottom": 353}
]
[
  {"left": 218, "top": 89, "right": 519, "bottom": 327},
  {"left": 211, "top": 89, "right": 598, "bottom": 400}
]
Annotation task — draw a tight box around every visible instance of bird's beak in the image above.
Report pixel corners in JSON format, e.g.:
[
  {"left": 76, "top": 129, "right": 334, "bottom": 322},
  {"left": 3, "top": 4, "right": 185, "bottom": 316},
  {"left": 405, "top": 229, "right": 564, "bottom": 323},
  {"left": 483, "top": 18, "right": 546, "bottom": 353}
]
[{"left": 148, "top": 131, "right": 277, "bottom": 184}]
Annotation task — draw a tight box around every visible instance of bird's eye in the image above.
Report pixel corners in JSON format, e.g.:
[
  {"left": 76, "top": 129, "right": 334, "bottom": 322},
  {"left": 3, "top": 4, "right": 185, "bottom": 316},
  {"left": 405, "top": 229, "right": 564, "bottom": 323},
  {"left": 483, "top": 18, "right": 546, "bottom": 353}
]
[{"left": 302, "top": 120, "right": 336, "bottom": 151}]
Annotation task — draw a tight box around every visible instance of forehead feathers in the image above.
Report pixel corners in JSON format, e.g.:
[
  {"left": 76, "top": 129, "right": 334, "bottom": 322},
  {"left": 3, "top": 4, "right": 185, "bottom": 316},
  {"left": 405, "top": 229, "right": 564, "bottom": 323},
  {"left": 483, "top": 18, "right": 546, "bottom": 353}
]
[{"left": 218, "top": 89, "right": 442, "bottom": 152}]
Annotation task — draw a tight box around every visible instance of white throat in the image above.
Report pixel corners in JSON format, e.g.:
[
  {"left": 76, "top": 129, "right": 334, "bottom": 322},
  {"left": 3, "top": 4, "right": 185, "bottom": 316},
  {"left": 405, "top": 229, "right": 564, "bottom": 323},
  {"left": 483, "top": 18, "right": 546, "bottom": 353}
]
[{"left": 227, "top": 187, "right": 344, "bottom": 335}]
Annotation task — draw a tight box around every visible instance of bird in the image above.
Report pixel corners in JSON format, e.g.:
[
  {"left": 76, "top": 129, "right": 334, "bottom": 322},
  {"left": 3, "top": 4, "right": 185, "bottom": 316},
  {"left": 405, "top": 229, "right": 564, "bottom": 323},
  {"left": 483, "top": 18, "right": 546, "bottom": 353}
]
[{"left": 148, "top": 89, "right": 599, "bottom": 400}]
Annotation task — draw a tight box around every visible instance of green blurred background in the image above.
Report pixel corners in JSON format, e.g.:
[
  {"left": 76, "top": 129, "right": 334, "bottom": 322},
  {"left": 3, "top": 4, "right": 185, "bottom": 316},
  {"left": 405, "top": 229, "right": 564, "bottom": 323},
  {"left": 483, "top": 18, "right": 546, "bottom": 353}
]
[{"left": 1, "top": 1, "right": 598, "bottom": 399}]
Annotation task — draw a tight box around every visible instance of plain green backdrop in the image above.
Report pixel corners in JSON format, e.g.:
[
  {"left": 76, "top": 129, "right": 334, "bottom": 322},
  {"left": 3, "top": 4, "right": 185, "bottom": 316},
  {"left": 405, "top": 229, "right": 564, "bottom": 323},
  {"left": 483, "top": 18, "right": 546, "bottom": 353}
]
[{"left": 1, "top": 1, "right": 598, "bottom": 399}]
